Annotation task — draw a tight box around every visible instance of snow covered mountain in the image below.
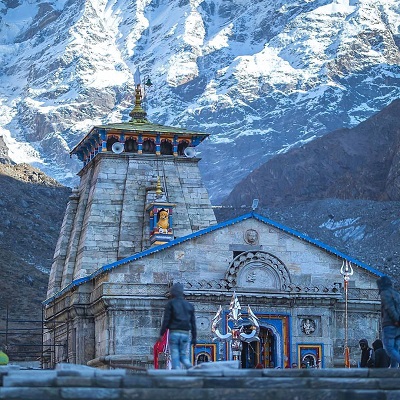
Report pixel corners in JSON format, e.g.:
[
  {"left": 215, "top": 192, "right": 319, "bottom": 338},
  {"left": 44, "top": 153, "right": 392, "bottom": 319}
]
[{"left": 0, "top": 0, "right": 399, "bottom": 203}]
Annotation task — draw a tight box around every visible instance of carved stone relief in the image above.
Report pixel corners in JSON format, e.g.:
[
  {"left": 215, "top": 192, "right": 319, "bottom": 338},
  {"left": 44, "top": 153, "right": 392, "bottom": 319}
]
[
  {"left": 196, "top": 316, "right": 210, "bottom": 332},
  {"left": 301, "top": 318, "right": 316, "bottom": 335},
  {"left": 238, "top": 262, "right": 280, "bottom": 290},
  {"left": 244, "top": 229, "right": 259, "bottom": 245},
  {"left": 225, "top": 251, "right": 291, "bottom": 291}
]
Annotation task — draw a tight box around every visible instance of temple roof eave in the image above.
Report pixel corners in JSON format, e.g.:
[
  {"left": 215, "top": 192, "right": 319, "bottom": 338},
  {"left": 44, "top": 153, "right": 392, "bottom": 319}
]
[
  {"left": 69, "top": 122, "right": 209, "bottom": 157},
  {"left": 93, "top": 122, "right": 209, "bottom": 136}
]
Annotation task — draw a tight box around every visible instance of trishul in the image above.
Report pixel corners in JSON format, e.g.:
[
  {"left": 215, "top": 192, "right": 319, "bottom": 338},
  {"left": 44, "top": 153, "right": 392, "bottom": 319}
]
[{"left": 211, "top": 292, "right": 260, "bottom": 345}]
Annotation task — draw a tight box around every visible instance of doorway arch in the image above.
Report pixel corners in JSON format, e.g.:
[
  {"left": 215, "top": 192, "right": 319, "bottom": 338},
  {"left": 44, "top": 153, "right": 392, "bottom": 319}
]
[
  {"left": 196, "top": 352, "right": 210, "bottom": 365},
  {"left": 302, "top": 353, "right": 317, "bottom": 368}
]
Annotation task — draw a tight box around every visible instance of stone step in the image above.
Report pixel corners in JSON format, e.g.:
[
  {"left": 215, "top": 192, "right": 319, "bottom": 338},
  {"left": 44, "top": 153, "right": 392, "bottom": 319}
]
[{"left": 1, "top": 365, "right": 400, "bottom": 400}]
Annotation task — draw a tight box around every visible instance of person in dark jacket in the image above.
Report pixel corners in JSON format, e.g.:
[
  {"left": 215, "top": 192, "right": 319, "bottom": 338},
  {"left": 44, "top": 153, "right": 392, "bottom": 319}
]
[
  {"left": 377, "top": 275, "right": 400, "bottom": 368},
  {"left": 359, "top": 339, "right": 374, "bottom": 367},
  {"left": 372, "top": 339, "right": 391, "bottom": 368},
  {"left": 159, "top": 282, "right": 197, "bottom": 369}
]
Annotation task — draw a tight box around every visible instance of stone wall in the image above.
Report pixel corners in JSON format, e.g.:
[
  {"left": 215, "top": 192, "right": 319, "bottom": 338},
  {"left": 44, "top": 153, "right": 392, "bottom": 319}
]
[{"left": 46, "top": 153, "right": 217, "bottom": 298}]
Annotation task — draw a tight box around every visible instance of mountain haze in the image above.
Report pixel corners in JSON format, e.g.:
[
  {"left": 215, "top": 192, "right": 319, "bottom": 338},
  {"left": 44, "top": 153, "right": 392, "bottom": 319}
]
[{"left": 0, "top": 0, "right": 399, "bottom": 202}]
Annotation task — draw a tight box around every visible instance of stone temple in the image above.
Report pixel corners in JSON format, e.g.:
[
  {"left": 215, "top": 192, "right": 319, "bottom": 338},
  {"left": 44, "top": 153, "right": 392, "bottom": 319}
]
[{"left": 43, "top": 80, "right": 383, "bottom": 370}]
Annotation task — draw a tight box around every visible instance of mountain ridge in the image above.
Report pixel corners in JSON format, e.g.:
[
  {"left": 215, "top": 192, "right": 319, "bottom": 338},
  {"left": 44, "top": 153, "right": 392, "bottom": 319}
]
[
  {"left": 1, "top": 0, "right": 399, "bottom": 202},
  {"left": 223, "top": 98, "right": 400, "bottom": 207}
]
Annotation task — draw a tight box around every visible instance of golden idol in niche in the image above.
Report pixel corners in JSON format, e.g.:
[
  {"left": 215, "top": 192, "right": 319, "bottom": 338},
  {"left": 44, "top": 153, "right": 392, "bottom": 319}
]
[{"left": 157, "top": 209, "right": 169, "bottom": 233}]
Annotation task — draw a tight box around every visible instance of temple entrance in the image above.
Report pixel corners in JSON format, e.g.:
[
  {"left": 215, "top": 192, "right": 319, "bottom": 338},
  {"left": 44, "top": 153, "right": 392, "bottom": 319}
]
[{"left": 241, "top": 327, "right": 275, "bottom": 368}]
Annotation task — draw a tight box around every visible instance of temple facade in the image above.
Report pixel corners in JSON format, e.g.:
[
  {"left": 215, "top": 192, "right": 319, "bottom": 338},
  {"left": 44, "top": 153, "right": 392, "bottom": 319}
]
[{"left": 44, "top": 81, "right": 383, "bottom": 369}]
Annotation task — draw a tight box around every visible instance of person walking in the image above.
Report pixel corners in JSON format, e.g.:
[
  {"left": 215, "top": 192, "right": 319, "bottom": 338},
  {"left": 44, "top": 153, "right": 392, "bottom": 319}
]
[
  {"left": 359, "top": 339, "right": 374, "bottom": 367},
  {"left": 159, "top": 282, "right": 197, "bottom": 369},
  {"left": 377, "top": 275, "right": 400, "bottom": 368},
  {"left": 372, "top": 339, "right": 391, "bottom": 368}
]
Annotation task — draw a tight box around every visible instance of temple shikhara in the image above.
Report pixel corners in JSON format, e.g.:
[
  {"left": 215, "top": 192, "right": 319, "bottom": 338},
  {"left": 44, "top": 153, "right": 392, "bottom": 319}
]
[{"left": 43, "top": 75, "right": 382, "bottom": 369}]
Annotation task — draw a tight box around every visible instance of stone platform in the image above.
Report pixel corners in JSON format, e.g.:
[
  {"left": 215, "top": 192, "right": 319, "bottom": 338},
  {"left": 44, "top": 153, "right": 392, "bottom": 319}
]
[{"left": 1, "top": 363, "right": 400, "bottom": 400}]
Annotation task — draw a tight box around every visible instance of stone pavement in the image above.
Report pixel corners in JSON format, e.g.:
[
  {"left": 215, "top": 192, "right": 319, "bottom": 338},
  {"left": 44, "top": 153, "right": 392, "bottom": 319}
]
[{"left": 1, "top": 362, "right": 400, "bottom": 400}]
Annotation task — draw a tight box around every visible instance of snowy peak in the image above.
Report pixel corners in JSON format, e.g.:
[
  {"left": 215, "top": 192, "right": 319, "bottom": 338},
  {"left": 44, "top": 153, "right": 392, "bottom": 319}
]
[{"left": 0, "top": 0, "right": 399, "bottom": 201}]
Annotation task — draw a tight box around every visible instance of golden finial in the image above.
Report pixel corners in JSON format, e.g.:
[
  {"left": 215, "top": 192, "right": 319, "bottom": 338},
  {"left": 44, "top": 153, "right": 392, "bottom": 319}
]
[
  {"left": 130, "top": 68, "right": 152, "bottom": 123},
  {"left": 129, "top": 84, "right": 148, "bottom": 123},
  {"left": 156, "top": 176, "right": 163, "bottom": 197}
]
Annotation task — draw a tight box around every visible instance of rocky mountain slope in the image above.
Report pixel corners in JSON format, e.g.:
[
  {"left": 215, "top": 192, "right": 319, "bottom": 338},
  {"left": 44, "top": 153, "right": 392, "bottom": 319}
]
[
  {"left": 0, "top": 140, "right": 71, "bottom": 357},
  {"left": 0, "top": 0, "right": 399, "bottom": 203},
  {"left": 223, "top": 98, "right": 400, "bottom": 208}
]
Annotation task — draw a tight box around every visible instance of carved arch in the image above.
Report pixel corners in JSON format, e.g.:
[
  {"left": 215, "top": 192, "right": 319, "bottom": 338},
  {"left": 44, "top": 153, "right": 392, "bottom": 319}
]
[{"left": 225, "top": 251, "right": 291, "bottom": 291}]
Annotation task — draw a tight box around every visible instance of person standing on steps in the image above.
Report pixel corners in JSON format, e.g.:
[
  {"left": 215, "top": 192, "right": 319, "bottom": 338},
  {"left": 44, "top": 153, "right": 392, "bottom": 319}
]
[
  {"left": 372, "top": 339, "right": 391, "bottom": 368},
  {"left": 377, "top": 275, "right": 400, "bottom": 368},
  {"left": 359, "top": 339, "right": 374, "bottom": 368},
  {"left": 159, "top": 282, "right": 197, "bottom": 369}
]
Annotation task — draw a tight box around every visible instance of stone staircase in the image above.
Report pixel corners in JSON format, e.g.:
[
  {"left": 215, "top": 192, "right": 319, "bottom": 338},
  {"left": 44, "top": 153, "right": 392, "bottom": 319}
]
[{"left": 1, "top": 363, "right": 400, "bottom": 400}]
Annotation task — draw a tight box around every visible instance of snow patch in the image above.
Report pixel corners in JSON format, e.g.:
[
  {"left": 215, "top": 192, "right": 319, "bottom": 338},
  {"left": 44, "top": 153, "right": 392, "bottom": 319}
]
[
  {"left": 333, "top": 224, "right": 366, "bottom": 242},
  {"left": 320, "top": 217, "right": 361, "bottom": 230}
]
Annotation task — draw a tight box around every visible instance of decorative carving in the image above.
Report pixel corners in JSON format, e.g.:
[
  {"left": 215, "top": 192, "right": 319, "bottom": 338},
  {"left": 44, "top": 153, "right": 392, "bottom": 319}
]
[
  {"left": 184, "top": 279, "right": 230, "bottom": 290},
  {"left": 225, "top": 251, "right": 291, "bottom": 291},
  {"left": 244, "top": 229, "right": 259, "bottom": 245},
  {"left": 246, "top": 271, "right": 256, "bottom": 283},
  {"left": 301, "top": 318, "right": 316, "bottom": 335},
  {"left": 287, "top": 283, "right": 342, "bottom": 294},
  {"left": 348, "top": 288, "right": 380, "bottom": 301},
  {"left": 240, "top": 263, "right": 280, "bottom": 289},
  {"left": 196, "top": 316, "right": 210, "bottom": 331}
]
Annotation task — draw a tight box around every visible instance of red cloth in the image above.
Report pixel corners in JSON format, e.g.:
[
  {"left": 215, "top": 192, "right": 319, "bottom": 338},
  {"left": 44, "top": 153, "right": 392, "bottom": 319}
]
[
  {"left": 154, "top": 330, "right": 169, "bottom": 369},
  {"left": 344, "top": 346, "right": 351, "bottom": 368}
]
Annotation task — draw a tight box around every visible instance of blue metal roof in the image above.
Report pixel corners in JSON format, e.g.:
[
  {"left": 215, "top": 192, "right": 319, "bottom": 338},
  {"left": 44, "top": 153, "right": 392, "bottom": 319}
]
[{"left": 43, "top": 211, "right": 383, "bottom": 305}]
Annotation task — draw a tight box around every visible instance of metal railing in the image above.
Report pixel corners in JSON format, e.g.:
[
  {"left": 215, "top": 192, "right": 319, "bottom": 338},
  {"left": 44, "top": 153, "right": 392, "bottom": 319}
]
[{"left": 0, "top": 304, "right": 62, "bottom": 368}]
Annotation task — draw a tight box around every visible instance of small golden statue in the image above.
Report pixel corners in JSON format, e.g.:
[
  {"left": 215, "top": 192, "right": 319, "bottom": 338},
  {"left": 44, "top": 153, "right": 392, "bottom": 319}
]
[{"left": 157, "top": 209, "right": 169, "bottom": 233}]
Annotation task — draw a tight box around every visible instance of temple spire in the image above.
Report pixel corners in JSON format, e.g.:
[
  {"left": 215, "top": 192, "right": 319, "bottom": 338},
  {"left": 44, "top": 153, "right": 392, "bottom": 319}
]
[
  {"left": 129, "top": 68, "right": 148, "bottom": 123},
  {"left": 129, "top": 83, "right": 148, "bottom": 123}
]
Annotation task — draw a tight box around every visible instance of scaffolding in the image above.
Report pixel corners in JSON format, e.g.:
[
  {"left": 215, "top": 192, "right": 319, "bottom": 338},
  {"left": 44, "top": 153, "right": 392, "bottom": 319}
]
[{"left": 0, "top": 304, "right": 63, "bottom": 368}]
